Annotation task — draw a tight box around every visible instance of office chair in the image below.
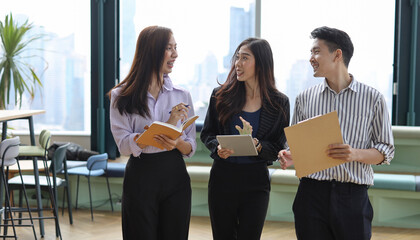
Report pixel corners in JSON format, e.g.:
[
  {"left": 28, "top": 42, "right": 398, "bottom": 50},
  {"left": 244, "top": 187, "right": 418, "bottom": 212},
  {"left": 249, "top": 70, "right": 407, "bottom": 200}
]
[
  {"left": 8, "top": 143, "right": 73, "bottom": 224},
  {"left": 15, "top": 129, "right": 62, "bottom": 239},
  {"left": 67, "top": 153, "right": 113, "bottom": 221},
  {"left": 0, "top": 137, "right": 37, "bottom": 239}
]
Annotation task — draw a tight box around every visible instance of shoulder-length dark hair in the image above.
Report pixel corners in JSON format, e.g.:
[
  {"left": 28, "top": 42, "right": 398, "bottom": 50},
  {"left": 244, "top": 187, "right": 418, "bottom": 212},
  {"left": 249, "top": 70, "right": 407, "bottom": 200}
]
[
  {"left": 108, "top": 26, "right": 172, "bottom": 117},
  {"left": 216, "top": 37, "right": 281, "bottom": 125}
]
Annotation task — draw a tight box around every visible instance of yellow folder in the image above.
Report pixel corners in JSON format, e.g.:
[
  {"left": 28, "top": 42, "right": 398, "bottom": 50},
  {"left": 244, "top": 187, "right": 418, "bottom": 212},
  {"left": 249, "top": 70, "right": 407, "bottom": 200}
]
[{"left": 284, "top": 111, "right": 346, "bottom": 178}]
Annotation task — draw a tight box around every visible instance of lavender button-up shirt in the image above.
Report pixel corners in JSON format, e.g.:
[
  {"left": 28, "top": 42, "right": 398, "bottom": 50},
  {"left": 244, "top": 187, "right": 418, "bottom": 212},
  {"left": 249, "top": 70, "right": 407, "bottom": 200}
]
[{"left": 110, "top": 75, "right": 196, "bottom": 158}]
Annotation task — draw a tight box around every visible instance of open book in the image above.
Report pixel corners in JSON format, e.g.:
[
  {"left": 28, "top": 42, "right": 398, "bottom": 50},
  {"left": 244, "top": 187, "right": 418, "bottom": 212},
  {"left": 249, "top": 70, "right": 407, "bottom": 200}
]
[{"left": 134, "top": 115, "right": 199, "bottom": 150}]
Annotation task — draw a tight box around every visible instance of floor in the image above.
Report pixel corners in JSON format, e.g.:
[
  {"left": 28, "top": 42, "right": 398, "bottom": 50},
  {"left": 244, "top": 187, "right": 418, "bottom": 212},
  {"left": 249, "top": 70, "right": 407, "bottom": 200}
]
[{"left": 7, "top": 209, "right": 420, "bottom": 239}]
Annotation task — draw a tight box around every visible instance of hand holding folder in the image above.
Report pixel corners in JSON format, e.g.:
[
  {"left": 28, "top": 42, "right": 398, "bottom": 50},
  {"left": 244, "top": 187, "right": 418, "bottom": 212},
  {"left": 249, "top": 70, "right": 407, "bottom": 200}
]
[{"left": 284, "top": 111, "right": 346, "bottom": 178}]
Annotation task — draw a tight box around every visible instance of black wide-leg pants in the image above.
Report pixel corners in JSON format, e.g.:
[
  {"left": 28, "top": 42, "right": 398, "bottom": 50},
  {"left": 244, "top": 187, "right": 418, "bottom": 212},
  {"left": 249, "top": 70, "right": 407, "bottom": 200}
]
[
  {"left": 122, "top": 150, "right": 191, "bottom": 240},
  {"left": 208, "top": 159, "right": 270, "bottom": 240},
  {"left": 293, "top": 177, "right": 373, "bottom": 240}
]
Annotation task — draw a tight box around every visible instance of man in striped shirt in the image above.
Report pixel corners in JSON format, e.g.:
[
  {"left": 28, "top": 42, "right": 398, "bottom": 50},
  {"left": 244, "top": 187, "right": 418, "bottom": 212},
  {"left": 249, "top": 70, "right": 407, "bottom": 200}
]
[{"left": 278, "top": 26, "right": 394, "bottom": 240}]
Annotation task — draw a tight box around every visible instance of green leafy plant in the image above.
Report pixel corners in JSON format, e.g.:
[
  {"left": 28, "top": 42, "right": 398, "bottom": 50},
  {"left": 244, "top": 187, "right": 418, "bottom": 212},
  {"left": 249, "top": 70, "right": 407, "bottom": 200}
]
[{"left": 0, "top": 13, "right": 44, "bottom": 109}]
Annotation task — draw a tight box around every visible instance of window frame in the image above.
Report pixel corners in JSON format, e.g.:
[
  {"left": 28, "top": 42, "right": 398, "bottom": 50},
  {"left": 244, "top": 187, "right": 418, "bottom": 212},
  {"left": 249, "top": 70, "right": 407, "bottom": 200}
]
[{"left": 92, "top": 0, "right": 420, "bottom": 158}]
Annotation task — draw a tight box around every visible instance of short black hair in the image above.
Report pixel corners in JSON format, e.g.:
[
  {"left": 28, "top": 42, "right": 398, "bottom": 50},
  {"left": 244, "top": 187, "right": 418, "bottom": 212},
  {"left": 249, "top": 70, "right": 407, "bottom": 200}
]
[{"left": 310, "top": 26, "right": 354, "bottom": 68}]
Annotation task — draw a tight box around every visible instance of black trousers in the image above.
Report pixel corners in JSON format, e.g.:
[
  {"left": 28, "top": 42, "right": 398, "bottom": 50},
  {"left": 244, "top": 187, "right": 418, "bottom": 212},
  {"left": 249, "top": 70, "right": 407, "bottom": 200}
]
[
  {"left": 122, "top": 150, "right": 191, "bottom": 240},
  {"left": 208, "top": 159, "right": 270, "bottom": 240},
  {"left": 293, "top": 178, "right": 373, "bottom": 240}
]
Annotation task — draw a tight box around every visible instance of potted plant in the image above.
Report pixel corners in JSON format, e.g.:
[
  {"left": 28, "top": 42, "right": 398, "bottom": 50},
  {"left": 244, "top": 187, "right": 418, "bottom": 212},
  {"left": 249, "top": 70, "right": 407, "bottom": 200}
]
[{"left": 0, "top": 13, "right": 44, "bottom": 110}]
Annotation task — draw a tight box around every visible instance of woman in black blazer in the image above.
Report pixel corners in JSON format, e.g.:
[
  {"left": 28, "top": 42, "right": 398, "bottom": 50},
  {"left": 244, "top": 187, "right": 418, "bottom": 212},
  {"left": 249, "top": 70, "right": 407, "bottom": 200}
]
[{"left": 200, "top": 38, "right": 290, "bottom": 240}]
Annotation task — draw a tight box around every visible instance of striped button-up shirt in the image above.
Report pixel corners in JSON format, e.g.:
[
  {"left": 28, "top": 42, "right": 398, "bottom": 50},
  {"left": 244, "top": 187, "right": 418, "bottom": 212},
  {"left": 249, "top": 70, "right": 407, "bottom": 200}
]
[{"left": 292, "top": 75, "right": 394, "bottom": 185}]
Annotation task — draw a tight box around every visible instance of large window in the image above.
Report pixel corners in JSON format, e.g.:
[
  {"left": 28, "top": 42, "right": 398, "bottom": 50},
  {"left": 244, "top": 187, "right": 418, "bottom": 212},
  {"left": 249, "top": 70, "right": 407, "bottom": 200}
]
[
  {"left": 120, "top": 0, "right": 395, "bottom": 123},
  {"left": 261, "top": 0, "right": 395, "bottom": 116},
  {"left": 120, "top": 0, "right": 255, "bottom": 123},
  {"left": 1, "top": 0, "right": 91, "bottom": 133}
]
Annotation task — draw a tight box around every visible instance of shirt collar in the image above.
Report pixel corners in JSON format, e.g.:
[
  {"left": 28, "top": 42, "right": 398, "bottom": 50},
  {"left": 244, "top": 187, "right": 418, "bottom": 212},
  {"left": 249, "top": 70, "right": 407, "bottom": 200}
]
[
  {"left": 162, "top": 74, "right": 174, "bottom": 92},
  {"left": 347, "top": 74, "right": 359, "bottom": 92},
  {"left": 321, "top": 73, "right": 359, "bottom": 93}
]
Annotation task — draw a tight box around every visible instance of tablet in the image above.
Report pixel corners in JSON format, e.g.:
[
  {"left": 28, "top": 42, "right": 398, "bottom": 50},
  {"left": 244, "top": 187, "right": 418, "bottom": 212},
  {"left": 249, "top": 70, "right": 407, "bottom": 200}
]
[{"left": 216, "top": 134, "right": 258, "bottom": 156}]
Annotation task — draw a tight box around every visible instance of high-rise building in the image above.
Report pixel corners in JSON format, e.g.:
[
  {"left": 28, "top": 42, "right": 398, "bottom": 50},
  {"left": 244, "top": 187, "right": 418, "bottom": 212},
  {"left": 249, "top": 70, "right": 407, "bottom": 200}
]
[
  {"left": 120, "top": 0, "right": 136, "bottom": 80},
  {"left": 223, "top": 5, "right": 255, "bottom": 69},
  {"left": 285, "top": 59, "right": 322, "bottom": 115},
  {"left": 6, "top": 15, "right": 87, "bottom": 131}
]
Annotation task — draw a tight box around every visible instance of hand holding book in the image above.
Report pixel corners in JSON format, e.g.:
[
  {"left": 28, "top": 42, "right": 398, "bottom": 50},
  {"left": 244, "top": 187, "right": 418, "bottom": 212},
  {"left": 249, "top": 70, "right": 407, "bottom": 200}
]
[{"left": 134, "top": 115, "right": 199, "bottom": 150}]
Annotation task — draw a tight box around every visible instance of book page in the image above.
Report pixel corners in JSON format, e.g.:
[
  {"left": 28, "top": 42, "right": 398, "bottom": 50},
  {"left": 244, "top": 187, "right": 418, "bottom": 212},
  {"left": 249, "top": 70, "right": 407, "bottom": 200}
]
[
  {"left": 284, "top": 111, "right": 346, "bottom": 178},
  {"left": 181, "top": 115, "right": 199, "bottom": 131},
  {"left": 152, "top": 121, "right": 182, "bottom": 132}
]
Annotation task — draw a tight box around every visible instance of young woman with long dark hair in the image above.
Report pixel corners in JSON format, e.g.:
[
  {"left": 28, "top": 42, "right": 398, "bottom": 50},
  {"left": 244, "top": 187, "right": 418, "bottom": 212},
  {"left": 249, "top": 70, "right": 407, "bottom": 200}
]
[
  {"left": 200, "top": 38, "right": 290, "bottom": 239},
  {"left": 109, "top": 26, "right": 196, "bottom": 240}
]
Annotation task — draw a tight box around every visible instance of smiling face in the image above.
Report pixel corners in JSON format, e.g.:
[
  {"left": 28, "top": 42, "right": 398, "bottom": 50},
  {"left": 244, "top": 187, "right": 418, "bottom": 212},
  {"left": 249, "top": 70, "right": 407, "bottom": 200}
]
[
  {"left": 161, "top": 34, "right": 178, "bottom": 75},
  {"left": 309, "top": 38, "right": 338, "bottom": 78},
  {"left": 235, "top": 45, "right": 256, "bottom": 83}
]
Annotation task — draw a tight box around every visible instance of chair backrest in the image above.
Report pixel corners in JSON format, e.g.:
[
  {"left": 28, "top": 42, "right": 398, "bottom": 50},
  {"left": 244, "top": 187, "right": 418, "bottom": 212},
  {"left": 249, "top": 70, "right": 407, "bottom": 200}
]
[
  {"left": 87, "top": 153, "right": 108, "bottom": 171},
  {"left": 51, "top": 143, "right": 70, "bottom": 174},
  {"left": 39, "top": 129, "right": 51, "bottom": 150},
  {"left": 0, "top": 137, "right": 20, "bottom": 165}
]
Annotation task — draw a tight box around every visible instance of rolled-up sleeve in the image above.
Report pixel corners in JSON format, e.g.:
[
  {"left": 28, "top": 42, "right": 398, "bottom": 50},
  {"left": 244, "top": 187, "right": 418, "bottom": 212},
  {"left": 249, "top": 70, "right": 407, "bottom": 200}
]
[
  {"left": 181, "top": 93, "right": 197, "bottom": 158},
  {"left": 109, "top": 89, "right": 143, "bottom": 157},
  {"left": 372, "top": 95, "right": 394, "bottom": 165}
]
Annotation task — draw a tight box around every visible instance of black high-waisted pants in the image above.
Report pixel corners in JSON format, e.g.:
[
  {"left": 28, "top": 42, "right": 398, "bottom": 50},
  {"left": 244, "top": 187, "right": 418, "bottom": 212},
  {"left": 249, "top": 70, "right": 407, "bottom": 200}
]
[
  {"left": 122, "top": 150, "right": 191, "bottom": 240},
  {"left": 208, "top": 159, "right": 270, "bottom": 240}
]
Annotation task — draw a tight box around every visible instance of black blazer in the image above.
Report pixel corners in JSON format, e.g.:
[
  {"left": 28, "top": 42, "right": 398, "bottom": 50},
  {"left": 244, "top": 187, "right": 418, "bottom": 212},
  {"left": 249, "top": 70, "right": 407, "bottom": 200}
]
[{"left": 200, "top": 87, "right": 290, "bottom": 165}]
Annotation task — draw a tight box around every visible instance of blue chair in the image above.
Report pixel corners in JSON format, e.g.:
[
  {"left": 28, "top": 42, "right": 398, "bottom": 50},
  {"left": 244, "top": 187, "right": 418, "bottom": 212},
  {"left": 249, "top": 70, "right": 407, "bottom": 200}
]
[
  {"left": 67, "top": 153, "right": 113, "bottom": 221},
  {"left": 0, "top": 137, "right": 37, "bottom": 239}
]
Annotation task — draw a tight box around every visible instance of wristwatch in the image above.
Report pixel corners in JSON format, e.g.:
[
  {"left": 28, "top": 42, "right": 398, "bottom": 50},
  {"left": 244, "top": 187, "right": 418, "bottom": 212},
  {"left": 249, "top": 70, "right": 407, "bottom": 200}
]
[{"left": 254, "top": 138, "right": 262, "bottom": 153}]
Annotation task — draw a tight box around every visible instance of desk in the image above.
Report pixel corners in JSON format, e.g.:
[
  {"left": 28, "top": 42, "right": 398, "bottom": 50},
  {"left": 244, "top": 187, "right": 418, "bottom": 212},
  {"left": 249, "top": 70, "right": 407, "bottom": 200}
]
[
  {"left": 0, "top": 110, "right": 46, "bottom": 236},
  {"left": 0, "top": 110, "right": 46, "bottom": 143}
]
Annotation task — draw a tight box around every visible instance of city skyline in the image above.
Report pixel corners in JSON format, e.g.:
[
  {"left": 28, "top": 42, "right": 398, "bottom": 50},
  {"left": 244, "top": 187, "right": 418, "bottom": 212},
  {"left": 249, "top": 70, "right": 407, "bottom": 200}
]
[{"left": 2, "top": 0, "right": 394, "bottom": 132}]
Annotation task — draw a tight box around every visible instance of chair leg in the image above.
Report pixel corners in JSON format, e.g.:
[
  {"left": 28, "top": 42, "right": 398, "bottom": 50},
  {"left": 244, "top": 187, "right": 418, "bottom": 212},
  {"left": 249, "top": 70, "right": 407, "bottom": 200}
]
[
  {"left": 2, "top": 166, "right": 12, "bottom": 237},
  {"left": 65, "top": 186, "right": 73, "bottom": 224},
  {"left": 47, "top": 188, "right": 61, "bottom": 239},
  {"left": 0, "top": 164, "right": 17, "bottom": 239},
  {"left": 62, "top": 188, "right": 65, "bottom": 216},
  {"left": 0, "top": 169, "right": 3, "bottom": 233},
  {"left": 18, "top": 189, "right": 23, "bottom": 225},
  {"left": 16, "top": 159, "right": 38, "bottom": 240},
  {"left": 105, "top": 176, "right": 114, "bottom": 212},
  {"left": 42, "top": 159, "right": 62, "bottom": 239},
  {"left": 75, "top": 175, "right": 80, "bottom": 210},
  {"left": 87, "top": 176, "right": 94, "bottom": 221}
]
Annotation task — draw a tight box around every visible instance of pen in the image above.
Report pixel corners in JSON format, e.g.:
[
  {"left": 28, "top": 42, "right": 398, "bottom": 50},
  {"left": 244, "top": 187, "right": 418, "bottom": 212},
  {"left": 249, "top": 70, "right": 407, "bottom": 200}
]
[{"left": 169, "top": 105, "right": 189, "bottom": 114}]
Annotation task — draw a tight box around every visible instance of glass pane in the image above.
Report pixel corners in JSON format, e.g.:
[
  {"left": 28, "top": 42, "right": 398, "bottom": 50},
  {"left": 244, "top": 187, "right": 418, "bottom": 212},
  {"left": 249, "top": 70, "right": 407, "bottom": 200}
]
[
  {"left": 262, "top": 0, "right": 395, "bottom": 119},
  {"left": 120, "top": 0, "right": 255, "bottom": 123},
  {"left": 1, "top": 0, "right": 91, "bottom": 132}
]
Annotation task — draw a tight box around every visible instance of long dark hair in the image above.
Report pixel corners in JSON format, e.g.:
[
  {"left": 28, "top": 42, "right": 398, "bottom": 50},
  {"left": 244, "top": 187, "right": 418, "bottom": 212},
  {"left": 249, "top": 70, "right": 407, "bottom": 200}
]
[
  {"left": 216, "top": 38, "right": 281, "bottom": 125},
  {"left": 108, "top": 26, "right": 172, "bottom": 117}
]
